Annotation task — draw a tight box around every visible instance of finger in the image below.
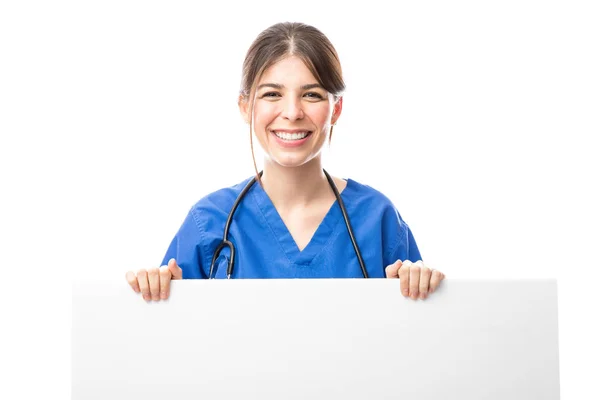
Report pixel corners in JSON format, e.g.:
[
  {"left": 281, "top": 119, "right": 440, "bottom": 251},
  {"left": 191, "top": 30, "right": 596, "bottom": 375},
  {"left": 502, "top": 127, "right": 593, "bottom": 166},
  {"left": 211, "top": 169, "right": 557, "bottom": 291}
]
[
  {"left": 168, "top": 258, "right": 183, "bottom": 280},
  {"left": 159, "top": 265, "right": 172, "bottom": 300},
  {"left": 137, "top": 269, "right": 150, "bottom": 301},
  {"left": 409, "top": 263, "right": 421, "bottom": 300},
  {"left": 429, "top": 270, "right": 445, "bottom": 293},
  {"left": 126, "top": 271, "right": 140, "bottom": 293},
  {"left": 419, "top": 265, "right": 432, "bottom": 299},
  {"left": 399, "top": 260, "right": 412, "bottom": 297},
  {"left": 147, "top": 267, "right": 160, "bottom": 301},
  {"left": 385, "top": 260, "right": 402, "bottom": 278}
]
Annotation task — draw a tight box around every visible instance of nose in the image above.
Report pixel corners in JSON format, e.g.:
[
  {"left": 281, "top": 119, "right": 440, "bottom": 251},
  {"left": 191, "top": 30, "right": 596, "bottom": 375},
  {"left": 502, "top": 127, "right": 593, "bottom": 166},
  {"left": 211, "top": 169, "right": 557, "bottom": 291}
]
[{"left": 280, "top": 96, "right": 304, "bottom": 121}]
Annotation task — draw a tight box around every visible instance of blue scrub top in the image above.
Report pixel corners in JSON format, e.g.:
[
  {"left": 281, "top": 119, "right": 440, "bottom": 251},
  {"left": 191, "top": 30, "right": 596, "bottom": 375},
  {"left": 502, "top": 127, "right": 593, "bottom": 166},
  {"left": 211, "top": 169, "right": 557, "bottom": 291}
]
[{"left": 161, "top": 176, "right": 422, "bottom": 279}]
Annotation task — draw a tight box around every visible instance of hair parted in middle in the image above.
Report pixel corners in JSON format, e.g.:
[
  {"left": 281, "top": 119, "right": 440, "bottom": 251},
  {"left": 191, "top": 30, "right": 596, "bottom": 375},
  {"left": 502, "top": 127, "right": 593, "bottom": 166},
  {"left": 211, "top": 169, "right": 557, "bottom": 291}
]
[{"left": 238, "top": 22, "right": 346, "bottom": 183}]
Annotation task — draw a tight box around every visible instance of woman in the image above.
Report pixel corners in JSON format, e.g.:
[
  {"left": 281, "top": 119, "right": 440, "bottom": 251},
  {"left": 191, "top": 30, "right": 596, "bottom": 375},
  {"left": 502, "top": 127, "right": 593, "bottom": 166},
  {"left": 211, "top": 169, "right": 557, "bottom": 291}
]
[{"left": 126, "top": 22, "right": 445, "bottom": 301}]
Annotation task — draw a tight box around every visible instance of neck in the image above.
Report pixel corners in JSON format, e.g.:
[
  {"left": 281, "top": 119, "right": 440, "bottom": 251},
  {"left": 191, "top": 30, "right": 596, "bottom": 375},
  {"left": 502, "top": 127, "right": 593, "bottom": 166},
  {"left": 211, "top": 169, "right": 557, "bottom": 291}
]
[{"left": 260, "top": 157, "right": 331, "bottom": 210}]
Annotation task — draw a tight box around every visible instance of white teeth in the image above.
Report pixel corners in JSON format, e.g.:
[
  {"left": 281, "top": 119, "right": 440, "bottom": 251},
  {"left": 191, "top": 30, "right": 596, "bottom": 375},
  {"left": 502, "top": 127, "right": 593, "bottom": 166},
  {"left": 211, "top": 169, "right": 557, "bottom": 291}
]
[{"left": 272, "top": 131, "right": 310, "bottom": 141}]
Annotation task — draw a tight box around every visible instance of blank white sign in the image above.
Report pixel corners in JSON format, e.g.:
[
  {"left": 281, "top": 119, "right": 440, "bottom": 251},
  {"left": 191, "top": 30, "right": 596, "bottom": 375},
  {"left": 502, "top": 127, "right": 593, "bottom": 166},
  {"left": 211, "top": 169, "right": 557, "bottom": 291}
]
[{"left": 72, "top": 279, "right": 560, "bottom": 399}]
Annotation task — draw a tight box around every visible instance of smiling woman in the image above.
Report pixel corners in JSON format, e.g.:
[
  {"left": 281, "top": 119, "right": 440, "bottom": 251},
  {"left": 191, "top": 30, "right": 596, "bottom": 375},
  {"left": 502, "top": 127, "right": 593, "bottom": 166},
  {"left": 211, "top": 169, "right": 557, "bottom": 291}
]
[
  {"left": 125, "top": 21, "right": 445, "bottom": 301},
  {"left": 243, "top": 55, "right": 337, "bottom": 171}
]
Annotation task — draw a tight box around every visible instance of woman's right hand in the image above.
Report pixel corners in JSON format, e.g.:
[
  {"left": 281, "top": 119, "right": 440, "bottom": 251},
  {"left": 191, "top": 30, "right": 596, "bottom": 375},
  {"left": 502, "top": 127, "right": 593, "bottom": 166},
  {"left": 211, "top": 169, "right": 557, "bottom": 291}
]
[{"left": 126, "top": 258, "right": 183, "bottom": 301}]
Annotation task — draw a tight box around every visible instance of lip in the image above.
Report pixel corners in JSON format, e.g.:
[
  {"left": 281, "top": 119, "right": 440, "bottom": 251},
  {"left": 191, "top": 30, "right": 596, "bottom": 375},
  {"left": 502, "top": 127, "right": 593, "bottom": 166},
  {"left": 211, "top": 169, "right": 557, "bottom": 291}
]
[
  {"left": 270, "top": 130, "right": 313, "bottom": 148},
  {"left": 270, "top": 129, "right": 313, "bottom": 133}
]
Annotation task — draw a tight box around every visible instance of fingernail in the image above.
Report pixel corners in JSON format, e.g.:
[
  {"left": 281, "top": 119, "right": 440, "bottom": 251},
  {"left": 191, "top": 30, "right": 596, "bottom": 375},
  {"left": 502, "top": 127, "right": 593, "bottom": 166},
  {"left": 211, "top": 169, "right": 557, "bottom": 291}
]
[
  {"left": 143, "top": 294, "right": 150, "bottom": 301},
  {"left": 160, "top": 292, "right": 167, "bottom": 299},
  {"left": 402, "top": 289, "right": 409, "bottom": 296}
]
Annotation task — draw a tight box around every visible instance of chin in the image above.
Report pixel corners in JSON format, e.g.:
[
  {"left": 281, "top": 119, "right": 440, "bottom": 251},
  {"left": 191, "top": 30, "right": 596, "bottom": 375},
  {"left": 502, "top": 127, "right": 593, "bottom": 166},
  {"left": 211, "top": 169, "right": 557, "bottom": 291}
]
[
  {"left": 274, "top": 158, "right": 308, "bottom": 169},
  {"left": 270, "top": 153, "right": 313, "bottom": 169}
]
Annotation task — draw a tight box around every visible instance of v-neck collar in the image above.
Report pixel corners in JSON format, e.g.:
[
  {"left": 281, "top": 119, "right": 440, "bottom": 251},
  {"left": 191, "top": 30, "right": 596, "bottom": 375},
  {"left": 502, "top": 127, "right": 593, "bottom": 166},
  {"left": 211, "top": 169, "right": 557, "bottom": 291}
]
[{"left": 250, "top": 179, "right": 354, "bottom": 266}]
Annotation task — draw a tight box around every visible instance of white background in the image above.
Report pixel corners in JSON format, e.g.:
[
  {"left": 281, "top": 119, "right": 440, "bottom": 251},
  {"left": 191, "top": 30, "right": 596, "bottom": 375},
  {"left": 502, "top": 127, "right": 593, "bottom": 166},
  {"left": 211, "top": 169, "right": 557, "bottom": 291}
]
[{"left": 1, "top": 0, "right": 598, "bottom": 398}]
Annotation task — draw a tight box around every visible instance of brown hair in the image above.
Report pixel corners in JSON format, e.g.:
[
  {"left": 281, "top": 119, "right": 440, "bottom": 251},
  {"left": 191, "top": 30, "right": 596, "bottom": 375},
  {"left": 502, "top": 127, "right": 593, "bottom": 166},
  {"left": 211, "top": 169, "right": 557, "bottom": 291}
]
[{"left": 238, "top": 22, "right": 346, "bottom": 184}]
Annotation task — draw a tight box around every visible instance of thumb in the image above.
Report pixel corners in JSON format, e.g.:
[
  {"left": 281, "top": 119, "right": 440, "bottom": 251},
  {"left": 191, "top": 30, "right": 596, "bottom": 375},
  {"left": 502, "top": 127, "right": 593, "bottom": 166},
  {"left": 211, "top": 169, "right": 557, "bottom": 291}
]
[
  {"left": 385, "top": 259, "right": 403, "bottom": 278},
  {"left": 168, "top": 258, "right": 183, "bottom": 280}
]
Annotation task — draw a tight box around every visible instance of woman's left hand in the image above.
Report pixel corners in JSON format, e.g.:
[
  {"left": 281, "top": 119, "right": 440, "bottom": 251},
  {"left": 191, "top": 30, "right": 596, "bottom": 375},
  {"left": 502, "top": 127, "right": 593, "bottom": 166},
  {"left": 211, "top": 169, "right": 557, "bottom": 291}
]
[{"left": 385, "top": 260, "right": 445, "bottom": 300}]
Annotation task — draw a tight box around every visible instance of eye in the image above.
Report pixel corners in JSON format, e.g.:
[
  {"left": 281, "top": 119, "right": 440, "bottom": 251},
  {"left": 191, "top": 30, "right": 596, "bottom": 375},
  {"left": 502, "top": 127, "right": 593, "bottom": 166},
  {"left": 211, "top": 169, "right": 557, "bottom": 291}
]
[
  {"left": 304, "top": 92, "right": 324, "bottom": 99},
  {"left": 261, "top": 92, "right": 280, "bottom": 98}
]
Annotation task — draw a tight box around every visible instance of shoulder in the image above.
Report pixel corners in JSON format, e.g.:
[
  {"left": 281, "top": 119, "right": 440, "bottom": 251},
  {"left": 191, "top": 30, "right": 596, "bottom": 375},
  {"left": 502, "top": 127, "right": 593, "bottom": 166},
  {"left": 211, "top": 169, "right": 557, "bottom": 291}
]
[
  {"left": 188, "top": 175, "right": 256, "bottom": 219},
  {"left": 342, "top": 177, "right": 412, "bottom": 233},
  {"left": 343, "top": 177, "right": 401, "bottom": 216},
  {"left": 343, "top": 177, "right": 421, "bottom": 262}
]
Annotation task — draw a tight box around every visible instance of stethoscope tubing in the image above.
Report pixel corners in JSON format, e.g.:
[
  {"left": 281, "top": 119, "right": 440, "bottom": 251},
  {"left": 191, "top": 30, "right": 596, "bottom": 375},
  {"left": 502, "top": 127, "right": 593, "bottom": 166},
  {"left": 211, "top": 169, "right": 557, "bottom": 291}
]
[{"left": 209, "top": 169, "right": 368, "bottom": 279}]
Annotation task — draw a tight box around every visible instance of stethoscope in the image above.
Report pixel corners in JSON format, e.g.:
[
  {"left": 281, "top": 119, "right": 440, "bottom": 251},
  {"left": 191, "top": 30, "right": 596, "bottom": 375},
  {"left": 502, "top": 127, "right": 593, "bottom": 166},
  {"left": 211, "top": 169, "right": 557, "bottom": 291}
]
[{"left": 208, "top": 169, "right": 368, "bottom": 279}]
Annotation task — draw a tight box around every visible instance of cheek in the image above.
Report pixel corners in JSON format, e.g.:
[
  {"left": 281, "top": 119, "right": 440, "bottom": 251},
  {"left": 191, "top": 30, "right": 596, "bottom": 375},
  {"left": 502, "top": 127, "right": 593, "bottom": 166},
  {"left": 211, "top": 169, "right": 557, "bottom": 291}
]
[
  {"left": 252, "top": 102, "right": 332, "bottom": 130},
  {"left": 308, "top": 104, "right": 333, "bottom": 127},
  {"left": 253, "top": 104, "right": 278, "bottom": 128}
]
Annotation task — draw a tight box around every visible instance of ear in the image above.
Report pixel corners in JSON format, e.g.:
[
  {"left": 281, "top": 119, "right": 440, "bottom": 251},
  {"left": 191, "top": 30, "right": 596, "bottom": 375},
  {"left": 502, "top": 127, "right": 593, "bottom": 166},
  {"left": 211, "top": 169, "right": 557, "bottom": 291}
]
[
  {"left": 238, "top": 95, "right": 250, "bottom": 124},
  {"left": 331, "top": 96, "right": 343, "bottom": 125}
]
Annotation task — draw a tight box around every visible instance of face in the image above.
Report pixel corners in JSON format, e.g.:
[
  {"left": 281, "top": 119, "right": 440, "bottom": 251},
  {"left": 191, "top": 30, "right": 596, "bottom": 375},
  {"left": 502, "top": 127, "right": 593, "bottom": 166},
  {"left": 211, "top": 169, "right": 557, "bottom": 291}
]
[{"left": 239, "top": 55, "right": 342, "bottom": 168}]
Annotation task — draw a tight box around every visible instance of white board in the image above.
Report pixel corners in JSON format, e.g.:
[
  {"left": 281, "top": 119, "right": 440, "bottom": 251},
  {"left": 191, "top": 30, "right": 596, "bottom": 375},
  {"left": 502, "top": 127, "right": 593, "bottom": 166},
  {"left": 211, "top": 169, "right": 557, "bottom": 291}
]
[{"left": 72, "top": 279, "right": 560, "bottom": 399}]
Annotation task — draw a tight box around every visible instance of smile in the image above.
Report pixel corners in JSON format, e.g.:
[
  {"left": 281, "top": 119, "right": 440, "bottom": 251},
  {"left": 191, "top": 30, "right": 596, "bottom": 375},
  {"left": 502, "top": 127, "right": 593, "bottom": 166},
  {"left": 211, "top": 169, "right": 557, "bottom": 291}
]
[{"left": 270, "top": 130, "right": 312, "bottom": 141}]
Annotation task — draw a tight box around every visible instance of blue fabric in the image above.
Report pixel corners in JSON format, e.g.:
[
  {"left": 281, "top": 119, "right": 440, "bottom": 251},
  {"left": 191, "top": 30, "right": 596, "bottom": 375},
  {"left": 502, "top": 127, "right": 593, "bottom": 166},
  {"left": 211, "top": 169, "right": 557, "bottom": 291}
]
[{"left": 161, "top": 176, "right": 422, "bottom": 279}]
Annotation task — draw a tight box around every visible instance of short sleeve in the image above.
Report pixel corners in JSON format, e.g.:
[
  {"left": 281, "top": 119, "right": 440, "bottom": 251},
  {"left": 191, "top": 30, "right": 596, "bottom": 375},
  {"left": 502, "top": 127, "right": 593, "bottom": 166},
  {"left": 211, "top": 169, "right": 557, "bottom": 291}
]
[
  {"left": 160, "top": 208, "right": 207, "bottom": 279},
  {"left": 383, "top": 212, "right": 422, "bottom": 267},
  {"left": 405, "top": 224, "right": 422, "bottom": 262}
]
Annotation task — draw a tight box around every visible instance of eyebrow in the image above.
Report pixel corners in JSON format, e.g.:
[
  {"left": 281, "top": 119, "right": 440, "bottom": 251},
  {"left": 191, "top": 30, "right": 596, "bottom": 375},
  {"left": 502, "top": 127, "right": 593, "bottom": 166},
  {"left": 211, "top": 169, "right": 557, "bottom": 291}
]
[{"left": 257, "top": 83, "right": 324, "bottom": 91}]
